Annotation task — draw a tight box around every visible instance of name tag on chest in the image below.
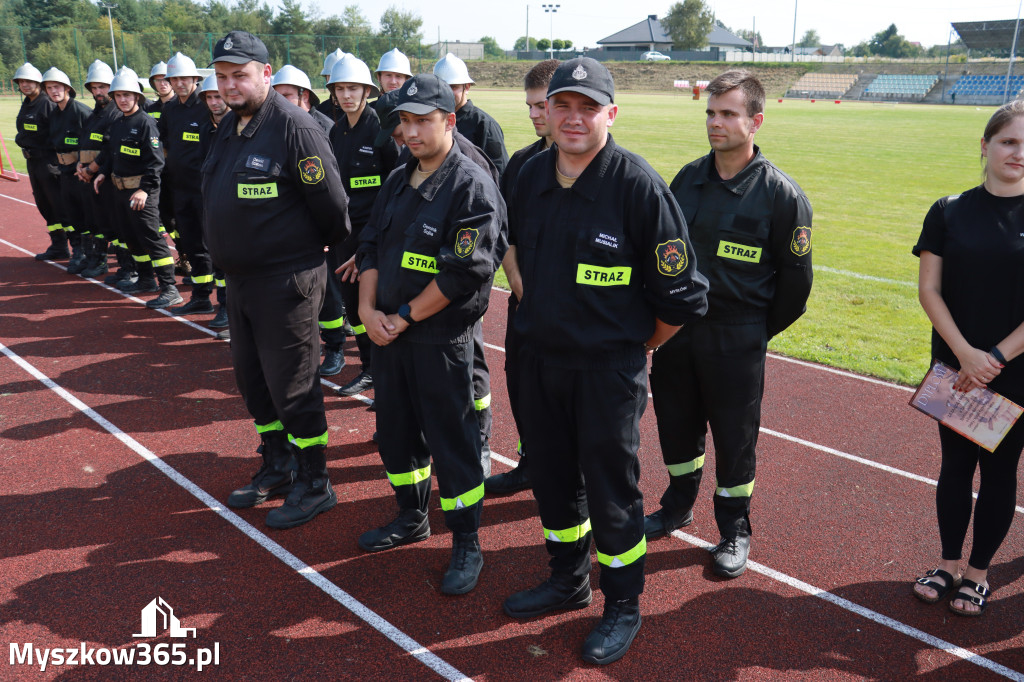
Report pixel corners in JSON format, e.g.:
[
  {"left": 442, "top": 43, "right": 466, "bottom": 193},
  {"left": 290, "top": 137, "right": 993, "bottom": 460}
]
[
  {"left": 237, "top": 183, "right": 278, "bottom": 199},
  {"left": 717, "top": 240, "right": 761, "bottom": 263},
  {"left": 576, "top": 264, "right": 631, "bottom": 286},
  {"left": 120, "top": 145, "right": 140, "bottom": 156}
]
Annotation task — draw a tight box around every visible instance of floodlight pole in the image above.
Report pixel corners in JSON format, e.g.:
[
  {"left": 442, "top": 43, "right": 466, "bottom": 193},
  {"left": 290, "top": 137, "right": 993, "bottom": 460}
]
[
  {"left": 101, "top": 2, "right": 118, "bottom": 69},
  {"left": 791, "top": 0, "right": 797, "bottom": 62},
  {"left": 542, "top": 4, "right": 559, "bottom": 59},
  {"left": 942, "top": 28, "right": 954, "bottom": 103},
  {"left": 1006, "top": 0, "right": 1023, "bottom": 104}
]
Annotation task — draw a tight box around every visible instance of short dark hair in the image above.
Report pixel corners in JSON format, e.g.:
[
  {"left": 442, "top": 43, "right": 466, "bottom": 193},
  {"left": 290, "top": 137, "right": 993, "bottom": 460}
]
[
  {"left": 524, "top": 59, "right": 560, "bottom": 91},
  {"left": 706, "top": 70, "right": 765, "bottom": 117}
]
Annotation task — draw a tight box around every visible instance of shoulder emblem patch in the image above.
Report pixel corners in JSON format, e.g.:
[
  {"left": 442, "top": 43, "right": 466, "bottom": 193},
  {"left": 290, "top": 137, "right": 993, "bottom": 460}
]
[
  {"left": 790, "top": 227, "right": 811, "bottom": 256},
  {"left": 455, "top": 228, "right": 479, "bottom": 258},
  {"left": 656, "top": 239, "right": 688, "bottom": 277},
  {"left": 150, "top": 137, "right": 160, "bottom": 148},
  {"left": 298, "top": 156, "right": 324, "bottom": 185}
]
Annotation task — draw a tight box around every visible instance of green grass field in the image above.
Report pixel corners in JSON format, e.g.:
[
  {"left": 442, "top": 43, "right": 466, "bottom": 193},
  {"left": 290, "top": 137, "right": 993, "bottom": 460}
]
[{"left": 1, "top": 91, "right": 993, "bottom": 384}]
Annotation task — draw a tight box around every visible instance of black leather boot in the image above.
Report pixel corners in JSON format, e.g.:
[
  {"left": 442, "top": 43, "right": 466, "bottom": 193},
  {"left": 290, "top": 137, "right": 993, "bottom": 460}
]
[
  {"left": 504, "top": 573, "right": 592, "bottom": 618},
  {"left": 644, "top": 506, "right": 694, "bottom": 540},
  {"left": 581, "top": 597, "right": 641, "bottom": 665},
  {"left": 358, "top": 508, "right": 430, "bottom": 552},
  {"left": 441, "top": 531, "right": 483, "bottom": 595},
  {"left": 265, "top": 445, "right": 336, "bottom": 529},
  {"left": 485, "top": 454, "right": 530, "bottom": 495},
  {"left": 227, "top": 432, "right": 297, "bottom": 508}
]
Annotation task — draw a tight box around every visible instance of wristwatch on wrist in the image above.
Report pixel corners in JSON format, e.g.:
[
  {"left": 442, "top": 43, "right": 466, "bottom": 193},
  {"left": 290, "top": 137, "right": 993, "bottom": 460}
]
[{"left": 397, "top": 303, "right": 416, "bottom": 326}]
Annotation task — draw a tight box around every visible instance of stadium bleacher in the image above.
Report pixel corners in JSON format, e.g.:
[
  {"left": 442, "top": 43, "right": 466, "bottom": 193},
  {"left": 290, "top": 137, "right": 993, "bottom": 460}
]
[
  {"left": 948, "top": 74, "right": 1024, "bottom": 103},
  {"left": 862, "top": 74, "right": 938, "bottom": 100},
  {"left": 786, "top": 73, "right": 857, "bottom": 98}
]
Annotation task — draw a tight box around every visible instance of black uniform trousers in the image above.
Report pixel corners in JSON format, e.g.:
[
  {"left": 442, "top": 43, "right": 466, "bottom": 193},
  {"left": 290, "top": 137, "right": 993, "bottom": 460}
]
[
  {"left": 337, "top": 237, "right": 371, "bottom": 367},
  {"left": 319, "top": 248, "right": 346, "bottom": 351},
  {"left": 650, "top": 317, "right": 767, "bottom": 538},
  {"left": 473, "top": 322, "right": 492, "bottom": 430},
  {"left": 94, "top": 180, "right": 119, "bottom": 244},
  {"left": 58, "top": 169, "right": 86, "bottom": 237},
  {"left": 112, "top": 186, "right": 176, "bottom": 287},
  {"left": 518, "top": 351, "right": 648, "bottom": 601},
  {"left": 373, "top": 336, "right": 483, "bottom": 535},
  {"left": 158, "top": 177, "right": 175, "bottom": 236},
  {"left": 503, "top": 295, "right": 523, "bottom": 449},
  {"left": 25, "top": 155, "right": 62, "bottom": 228},
  {"left": 172, "top": 188, "right": 214, "bottom": 296},
  {"left": 226, "top": 264, "right": 329, "bottom": 444}
]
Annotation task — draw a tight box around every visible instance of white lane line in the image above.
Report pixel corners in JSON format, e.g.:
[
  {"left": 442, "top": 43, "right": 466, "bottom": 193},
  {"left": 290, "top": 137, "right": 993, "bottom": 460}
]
[
  {"left": 817, "top": 265, "right": 916, "bottom": 288},
  {"left": 0, "top": 237, "right": 374, "bottom": 408},
  {"left": 0, "top": 191, "right": 36, "bottom": 207},
  {"left": 671, "top": 529, "right": 1023, "bottom": 681},
  {"left": 0, "top": 341, "right": 471, "bottom": 682}
]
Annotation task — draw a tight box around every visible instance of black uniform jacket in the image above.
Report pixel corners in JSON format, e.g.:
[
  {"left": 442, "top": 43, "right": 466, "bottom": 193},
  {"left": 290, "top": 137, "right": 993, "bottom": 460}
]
[
  {"left": 509, "top": 135, "right": 709, "bottom": 370},
  {"left": 310, "top": 108, "right": 334, "bottom": 139},
  {"left": 96, "top": 107, "right": 164, "bottom": 194},
  {"left": 15, "top": 94, "right": 56, "bottom": 153},
  {"left": 396, "top": 132, "right": 498, "bottom": 186},
  {"left": 357, "top": 139, "right": 508, "bottom": 345},
  {"left": 670, "top": 146, "right": 813, "bottom": 338},
  {"left": 201, "top": 88, "right": 350, "bottom": 279},
  {"left": 455, "top": 100, "right": 508, "bottom": 174},
  {"left": 79, "top": 100, "right": 121, "bottom": 155},
  {"left": 500, "top": 137, "right": 546, "bottom": 201},
  {"left": 48, "top": 99, "right": 92, "bottom": 174},
  {"left": 316, "top": 97, "right": 342, "bottom": 123},
  {"left": 330, "top": 105, "right": 399, "bottom": 230},
  {"left": 145, "top": 98, "right": 166, "bottom": 120},
  {"left": 159, "top": 90, "right": 207, "bottom": 190}
]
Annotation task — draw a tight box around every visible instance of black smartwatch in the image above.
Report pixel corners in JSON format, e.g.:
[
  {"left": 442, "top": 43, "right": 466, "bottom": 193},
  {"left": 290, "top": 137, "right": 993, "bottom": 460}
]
[{"left": 397, "top": 303, "right": 416, "bottom": 326}]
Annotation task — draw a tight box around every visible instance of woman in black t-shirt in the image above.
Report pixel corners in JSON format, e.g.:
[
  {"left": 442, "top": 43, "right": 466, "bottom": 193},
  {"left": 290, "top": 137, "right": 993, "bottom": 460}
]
[{"left": 911, "top": 101, "right": 1024, "bottom": 617}]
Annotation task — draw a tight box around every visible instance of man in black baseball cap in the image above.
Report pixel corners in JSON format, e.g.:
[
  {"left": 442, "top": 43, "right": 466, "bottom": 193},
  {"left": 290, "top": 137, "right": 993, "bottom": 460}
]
[
  {"left": 355, "top": 73, "right": 506, "bottom": 597},
  {"left": 203, "top": 30, "right": 351, "bottom": 530}
]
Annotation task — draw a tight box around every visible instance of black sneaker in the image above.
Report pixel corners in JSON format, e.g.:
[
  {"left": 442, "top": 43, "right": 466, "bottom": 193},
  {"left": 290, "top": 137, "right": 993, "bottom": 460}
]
[
  {"left": 170, "top": 298, "right": 215, "bottom": 316},
  {"left": 358, "top": 509, "right": 430, "bottom": 552},
  {"left": 320, "top": 348, "right": 345, "bottom": 376},
  {"left": 265, "top": 476, "right": 337, "bottom": 529},
  {"left": 581, "top": 598, "right": 641, "bottom": 665},
  {"left": 644, "top": 507, "right": 694, "bottom": 540},
  {"left": 710, "top": 534, "right": 750, "bottom": 579},
  {"left": 337, "top": 371, "right": 373, "bottom": 396},
  {"left": 441, "top": 532, "right": 483, "bottom": 595},
  {"left": 504, "top": 574, "right": 592, "bottom": 618},
  {"left": 146, "top": 286, "right": 184, "bottom": 309},
  {"left": 209, "top": 305, "right": 229, "bottom": 328},
  {"left": 485, "top": 456, "right": 530, "bottom": 495}
]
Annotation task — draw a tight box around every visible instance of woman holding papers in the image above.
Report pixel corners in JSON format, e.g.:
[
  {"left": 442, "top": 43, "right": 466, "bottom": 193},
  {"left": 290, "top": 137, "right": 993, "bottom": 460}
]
[{"left": 911, "top": 101, "right": 1024, "bottom": 617}]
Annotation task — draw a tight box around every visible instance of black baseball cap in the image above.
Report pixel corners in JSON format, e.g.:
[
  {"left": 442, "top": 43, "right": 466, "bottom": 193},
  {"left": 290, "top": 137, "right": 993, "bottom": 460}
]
[
  {"left": 210, "top": 31, "right": 270, "bottom": 66},
  {"left": 547, "top": 57, "right": 614, "bottom": 106},
  {"left": 374, "top": 90, "right": 402, "bottom": 146},
  {"left": 394, "top": 74, "right": 456, "bottom": 115}
]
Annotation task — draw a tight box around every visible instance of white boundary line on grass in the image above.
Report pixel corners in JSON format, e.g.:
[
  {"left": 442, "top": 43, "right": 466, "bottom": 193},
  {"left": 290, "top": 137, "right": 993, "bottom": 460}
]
[
  {"left": 671, "top": 529, "right": 1023, "bottom": 681},
  {"left": 0, "top": 340, "right": 471, "bottom": 682}
]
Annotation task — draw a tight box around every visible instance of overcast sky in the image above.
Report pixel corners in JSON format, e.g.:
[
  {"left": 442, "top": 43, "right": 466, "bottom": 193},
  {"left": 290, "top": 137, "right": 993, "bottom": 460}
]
[{"left": 323, "top": 1, "right": 1022, "bottom": 51}]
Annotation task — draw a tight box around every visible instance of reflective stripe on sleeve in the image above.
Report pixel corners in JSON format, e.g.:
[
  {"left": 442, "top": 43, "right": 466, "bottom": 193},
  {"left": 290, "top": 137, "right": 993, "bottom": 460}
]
[
  {"left": 152, "top": 256, "right": 175, "bottom": 268},
  {"left": 351, "top": 324, "right": 366, "bottom": 335},
  {"left": 191, "top": 274, "right": 214, "bottom": 284},
  {"left": 715, "top": 479, "right": 755, "bottom": 498},
  {"left": 440, "top": 482, "right": 485, "bottom": 511},
  {"left": 319, "top": 317, "right": 344, "bottom": 330},
  {"left": 47, "top": 224, "right": 63, "bottom": 232},
  {"left": 597, "top": 536, "right": 646, "bottom": 568},
  {"left": 542, "top": 518, "right": 592, "bottom": 543},
  {"left": 255, "top": 420, "right": 284, "bottom": 434},
  {"left": 215, "top": 278, "right": 226, "bottom": 288},
  {"left": 132, "top": 254, "right": 151, "bottom": 263},
  {"left": 474, "top": 393, "right": 491, "bottom": 411},
  {"left": 667, "top": 455, "right": 704, "bottom": 477},
  {"left": 387, "top": 464, "right": 431, "bottom": 487}
]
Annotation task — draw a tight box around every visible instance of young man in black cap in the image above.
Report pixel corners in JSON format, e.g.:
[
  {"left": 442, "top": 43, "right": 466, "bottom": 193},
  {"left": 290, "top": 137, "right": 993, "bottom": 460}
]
[
  {"left": 202, "top": 31, "right": 350, "bottom": 529},
  {"left": 646, "top": 70, "right": 813, "bottom": 579},
  {"left": 502, "top": 57, "right": 708, "bottom": 665},
  {"left": 356, "top": 73, "right": 506, "bottom": 596},
  {"left": 485, "top": 58, "right": 560, "bottom": 496}
]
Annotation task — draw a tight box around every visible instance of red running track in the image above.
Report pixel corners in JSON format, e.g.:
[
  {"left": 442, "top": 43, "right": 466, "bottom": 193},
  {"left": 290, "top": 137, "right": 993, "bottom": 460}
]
[{"left": 1, "top": 177, "right": 1024, "bottom": 681}]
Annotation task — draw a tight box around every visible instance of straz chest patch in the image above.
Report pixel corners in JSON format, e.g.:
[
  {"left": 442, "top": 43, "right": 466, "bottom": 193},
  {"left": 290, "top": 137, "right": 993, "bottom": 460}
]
[
  {"left": 790, "top": 227, "right": 812, "bottom": 256},
  {"left": 120, "top": 145, "right": 140, "bottom": 156},
  {"left": 577, "top": 264, "right": 631, "bottom": 286},
  {"left": 454, "top": 228, "right": 479, "bottom": 258},
  {"left": 237, "top": 183, "right": 278, "bottom": 199},
  {"left": 656, "top": 239, "right": 689, "bottom": 276},
  {"left": 298, "top": 156, "right": 325, "bottom": 185},
  {"left": 717, "top": 240, "right": 762, "bottom": 263}
]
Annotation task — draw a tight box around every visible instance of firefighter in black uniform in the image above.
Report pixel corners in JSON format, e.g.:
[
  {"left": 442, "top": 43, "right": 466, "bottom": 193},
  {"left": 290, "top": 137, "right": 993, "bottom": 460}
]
[
  {"left": 145, "top": 61, "right": 175, "bottom": 119},
  {"left": 646, "top": 70, "right": 813, "bottom": 579},
  {"left": 198, "top": 74, "right": 231, "bottom": 339},
  {"left": 272, "top": 63, "right": 347, "bottom": 376},
  {"left": 86, "top": 67, "right": 181, "bottom": 309},
  {"left": 13, "top": 63, "right": 64, "bottom": 260},
  {"left": 485, "top": 58, "right": 560, "bottom": 495},
  {"left": 502, "top": 58, "right": 708, "bottom": 665},
  {"left": 433, "top": 53, "right": 509, "bottom": 173},
  {"left": 159, "top": 52, "right": 216, "bottom": 315},
  {"left": 203, "top": 31, "right": 350, "bottom": 529},
  {"left": 73, "top": 60, "right": 119, "bottom": 279},
  {"left": 356, "top": 74, "right": 506, "bottom": 595},
  {"left": 315, "top": 48, "right": 346, "bottom": 122},
  {"left": 328, "top": 55, "right": 399, "bottom": 396},
  {"left": 43, "top": 67, "right": 91, "bottom": 271}
]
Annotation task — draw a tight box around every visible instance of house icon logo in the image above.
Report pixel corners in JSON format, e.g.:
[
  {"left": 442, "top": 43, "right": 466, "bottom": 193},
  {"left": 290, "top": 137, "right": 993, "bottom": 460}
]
[{"left": 133, "top": 597, "right": 196, "bottom": 638}]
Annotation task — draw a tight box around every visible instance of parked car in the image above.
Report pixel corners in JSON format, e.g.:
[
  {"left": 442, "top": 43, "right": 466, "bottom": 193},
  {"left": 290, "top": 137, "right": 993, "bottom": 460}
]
[{"left": 642, "top": 51, "right": 671, "bottom": 62}]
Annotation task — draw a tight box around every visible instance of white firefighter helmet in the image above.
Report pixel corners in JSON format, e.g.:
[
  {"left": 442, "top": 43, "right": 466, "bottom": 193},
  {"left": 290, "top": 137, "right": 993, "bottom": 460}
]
[
  {"left": 433, "top": 52, "right": 473, "bottom": 85},
  {"left": 166, "top": 51, "right": 201, "bottom": 79},
  {"left": 376, "top": 48, "right": 412, "bottom": 77},
  {"left": 148, "top": 61, "right": 168, "bottom": 86},
  {"left": 109, "top": 66, "right": 144, "bottom": 95},
  {"left": 271, "top": 64, "right": 321, "bottom": 107},
  {"left": 320, "top": 48, "right": 348, "bottom": 77},
  {"left": 12, "top": 62, "right": 44, "bottom": 84},
  {"left": 200, "top": 73, "right": 219, "bottom": 95},
  {"left": 41, "top": 67, "right": 76, "bottom": 98},
  {"left": 84, "top": 59, "right": 114, "bottom": 87},
  {"left": 327, "top": 55, "right": 380, "bottom": 99}
]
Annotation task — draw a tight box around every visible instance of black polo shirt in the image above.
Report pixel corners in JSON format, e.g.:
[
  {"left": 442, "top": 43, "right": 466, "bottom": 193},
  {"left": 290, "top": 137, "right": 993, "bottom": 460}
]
[
  {"left": 15, "top": 94, "right": 55, "bottom": 152},
  {"left": 501, "top": 137, "right": 547, "bottom": 201},
  {"left": 330, "top": 105, "right": 398, "bottom": 230},
  {"left": 48, "top": 99, "right": 92, "bottom": 173},
  {"left": 357, "top": 139, "right": 507, "bottom": 344},
  {"left": 669, "top": 146, "right": 813, "bottom": 337},
  {"left": 455, "top": 99, "right": 508, "bottom": 174},
  {"left": 79, "top": 99, "right": 120, "bottom": 154},
  {"left": 159, "top": 89, "right": 207, "bottom": 190},
  {"left": 509, "top": 135, "right": 708, "bottom": 370},
  {"left": 201, "top": 88, "right": 350, "bottom": 279},
  {"left": 915, "top": 185, "right": 1024, "bottom": 397},
  {"left": 96, "top": 107, "right": 164, "bottom": 194}
]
